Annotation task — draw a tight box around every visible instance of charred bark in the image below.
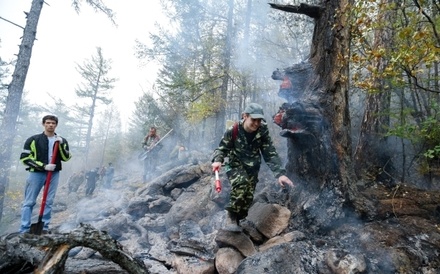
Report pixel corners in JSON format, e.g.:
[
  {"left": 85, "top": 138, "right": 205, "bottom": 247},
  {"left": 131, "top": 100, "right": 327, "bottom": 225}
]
[
  {"left": 0, "top": 224, "right": 148, "bottom": 274},
  {"left": 270, "top": 0, "right": 359, "bottom": 230},
  {"left": 269, "top": 3, "right": 323, "bottom": 19},
  {"left": 360, "top": 184, "right": 440, "bottom": 220}
]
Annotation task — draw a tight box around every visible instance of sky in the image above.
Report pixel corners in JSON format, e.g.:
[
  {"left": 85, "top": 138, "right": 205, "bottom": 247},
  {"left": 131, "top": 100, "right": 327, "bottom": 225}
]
[{"left": 0, "top": 0, "right": 167, "bottom": 130}]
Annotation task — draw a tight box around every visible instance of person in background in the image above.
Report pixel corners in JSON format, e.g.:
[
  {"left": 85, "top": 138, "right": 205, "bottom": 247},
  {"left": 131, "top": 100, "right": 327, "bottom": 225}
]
[
  {"left": 211, "top": 103, "right": 294, "bottom": 232},
  {"left": 141, "top": 126, "right": 162, "bottom": 182},
  {"left": 68, "top": 170, "right": 85, "bottom": 194},
  {"left": 168, "top": 140, "right": 189, "bottom": 168},
  {"left": 85, "top": 167, "right": 100, "bottom": 197},
  {"left": 104, "top": 162, "right": 115, "bottom": 189},
  {"left": 98, "top": 165, "right": 106, "bottom": 183},
  {"left": 18, "top": 114, "right": 72, "bottom": 234},
  {"left": 170, "top": 140, "right": 187, "bottom": 160}
]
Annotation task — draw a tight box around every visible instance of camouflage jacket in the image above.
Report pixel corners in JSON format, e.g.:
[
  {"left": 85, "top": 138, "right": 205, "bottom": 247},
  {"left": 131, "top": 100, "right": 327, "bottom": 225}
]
[
  {"left": 142, "top": 135, "right": 161, "bottom": 150},
  {"left": 212, "top": 121, "right": 286, "bottom": 178}
]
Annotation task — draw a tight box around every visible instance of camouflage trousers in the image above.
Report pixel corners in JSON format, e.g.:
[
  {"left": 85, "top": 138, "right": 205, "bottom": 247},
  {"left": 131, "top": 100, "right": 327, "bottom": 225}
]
[{"left": 225, "top": 166, "right": 259, "bottom": 219}]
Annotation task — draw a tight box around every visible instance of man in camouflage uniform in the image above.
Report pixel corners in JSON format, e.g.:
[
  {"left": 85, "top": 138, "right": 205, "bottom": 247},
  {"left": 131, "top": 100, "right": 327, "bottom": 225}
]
[
  {"left": 212, "top": 103, "right": 294, "bottom": 231},
  {"left": 141, "top": 126, "right": 161, "bottom": 182},
  {"left": 68, "top": 170, "right": 85, "bottom": 194}
]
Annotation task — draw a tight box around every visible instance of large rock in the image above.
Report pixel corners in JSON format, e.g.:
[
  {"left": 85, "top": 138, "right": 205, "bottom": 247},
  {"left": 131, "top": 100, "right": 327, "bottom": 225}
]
[
  {"left": 149, "top": 195, "right": 173, "bottom": 213},
  {"left": 172, "top": 255, "right": 214, "bottom": 274},
  {"left": 126, "top": 195, "right": 155, "bottom": 219},
  {"left": 215, "top": 247, "right": 244, "bottom": 274},
  {"left": 215, "top": 230, "right": 256, "bottom": 257},
  {"left": 259, "top": 231, "right": 305, "bottom": 252},
  {"left": 324, "top": 249, "right": 367, "bottom": 274},
  {"left": 237, "top": 242, "right": 321, "bottom": 273},
  {"left": 246, "top": 202, "right": 291, "bottom": 238}
]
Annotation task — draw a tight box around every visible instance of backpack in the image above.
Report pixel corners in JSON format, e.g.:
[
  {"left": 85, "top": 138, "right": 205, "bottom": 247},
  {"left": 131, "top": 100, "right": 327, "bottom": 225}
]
[{"left": 232, "top": 122, "right": 239, "bottom": 142}]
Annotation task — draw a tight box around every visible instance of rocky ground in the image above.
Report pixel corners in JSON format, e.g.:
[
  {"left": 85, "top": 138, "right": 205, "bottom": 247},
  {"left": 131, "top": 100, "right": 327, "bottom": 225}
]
[{"left": 1, "top": 159, "right": 440, "bottom": 273}]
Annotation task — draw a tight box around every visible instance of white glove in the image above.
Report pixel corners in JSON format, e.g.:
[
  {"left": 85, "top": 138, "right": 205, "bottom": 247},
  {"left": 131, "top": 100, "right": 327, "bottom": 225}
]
[
  {"left": 44, "top": 164, "right": 56, "bottom": 171},
  {"left": 55, "top": 136, "right": 63, "bottom": 144}
]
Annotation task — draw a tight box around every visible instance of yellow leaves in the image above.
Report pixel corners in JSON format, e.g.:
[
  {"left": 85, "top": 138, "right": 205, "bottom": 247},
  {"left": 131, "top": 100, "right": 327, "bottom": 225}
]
[
  {"left": 356, "top": 80, "right": 375, "bottom": 90},
  {"left": 350, "top": 53, "right": 363, "bottom": 63},
  {"left": 371, "top": 48, "right": 385, "bottom": 58},
  {"left": 383, "top": 66, "right": 393, "bottom": 74},
  {"left": 348, "top": 0, "right": 439, "bottom": 96},
  {"left": 398, "top": 27, "right": 412, "bottom": 39},
  {"left": 366, "top": 64, "right": 376, "bottom": 74},
  {"left": 412, "top": 30, "right": 427, "bottom": 40},
  {"left": 186, "top": 93, "right": 223, "bottom": 124}
]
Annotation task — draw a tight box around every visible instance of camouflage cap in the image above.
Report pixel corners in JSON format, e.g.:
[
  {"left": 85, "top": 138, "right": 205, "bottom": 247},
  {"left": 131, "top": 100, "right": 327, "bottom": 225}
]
[{"left": 244, "top": 103, "right": 265, "bottom": 120}]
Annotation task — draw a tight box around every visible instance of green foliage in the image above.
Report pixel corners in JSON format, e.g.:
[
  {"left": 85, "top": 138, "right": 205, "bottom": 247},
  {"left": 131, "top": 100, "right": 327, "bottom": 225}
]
[
  {"left": 128, "top": 90, "right": 174, "bottom": 150},
  {"left": 346, "top": 0, "right": 440, "bottom": 178},
  {"left": 386, "top": 123, "right": 418, "bottom": 143},
  {"left": 133, "top": 0, "right": 312, "bottom": 136},
  {"left": 73, "top": 47, "right": 118, "bottom": 164},
  {"left": 388, "top": 103, "right": 440, "bottom": 145},
  {"left": 387, "top": 102, "right": 440, "bottom": 174},
  {"left": 349, "top": 1, "right": 440, "bottom": 94},
  {"left": 418, "top": 112, "right": 440, "bottom": 162},
  {"left": 75, "top": 47, "right": 116, "bottom": 106},
  {"left": 131, "top": 92, "right": 166, "bottom": 131},
  {"left": 424, "top": 145, "right": 440, "bottom": 159},
  {"left": 0, "top": 56, "right": 12, "bottom": 114}
]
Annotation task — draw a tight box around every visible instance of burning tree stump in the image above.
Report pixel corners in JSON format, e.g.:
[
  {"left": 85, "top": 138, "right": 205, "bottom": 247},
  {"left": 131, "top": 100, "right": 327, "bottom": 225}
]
[
  {"left": 269, "top": 1, "right": 440, "bottom": 237},
  {"left": 0, "top": 223, "right": 148, "bottom": 274},
  {"left": 268, "top": 1, "right": 362, "bottom": 231}
]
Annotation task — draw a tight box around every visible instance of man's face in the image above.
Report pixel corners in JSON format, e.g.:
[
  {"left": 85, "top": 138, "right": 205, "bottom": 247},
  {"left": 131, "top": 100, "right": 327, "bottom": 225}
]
[
  {"left": 243, "top": 114, "right": 262, "bottom": 133},
  {"left": 43, "top": 119, "right": 57, "bottom": 133},
  {"left": 149, "top": 128, "right": 156, "bottom": 135}
]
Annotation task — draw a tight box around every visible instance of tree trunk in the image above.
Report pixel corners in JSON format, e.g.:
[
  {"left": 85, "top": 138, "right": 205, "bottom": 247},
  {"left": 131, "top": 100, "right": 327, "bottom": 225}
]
[
  {"left": 270, "top": 1, "right": 358, "bottom": 230},
  {"left": 0, "top": 0, "right": 44, "bottom": 223},
  {"left": 353, "top": 0, "right": 396, "bottom": 185},
  {"left": 215, "top": 0, "right": 234, "bottom": 144}
]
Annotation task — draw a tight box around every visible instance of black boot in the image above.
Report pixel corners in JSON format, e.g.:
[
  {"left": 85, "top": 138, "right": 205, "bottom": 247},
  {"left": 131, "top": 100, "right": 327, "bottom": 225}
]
[{"left": 224, "top": 211, "right": 242, "bottom": 232}]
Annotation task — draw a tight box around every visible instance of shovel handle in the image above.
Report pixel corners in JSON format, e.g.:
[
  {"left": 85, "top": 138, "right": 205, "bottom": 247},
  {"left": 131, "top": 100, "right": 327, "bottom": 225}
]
[
  {"left": 214, "top": 167, "right": 221, "bottom": 193},
  {"left": 38, "top": 141, "right": 60, "bottom": 217}
]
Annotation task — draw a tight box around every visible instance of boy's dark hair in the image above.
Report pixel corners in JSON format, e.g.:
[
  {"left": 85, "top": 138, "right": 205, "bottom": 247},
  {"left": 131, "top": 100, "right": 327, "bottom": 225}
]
[{"left": 42, "top": 115, "right": 59, "bottom": 124}]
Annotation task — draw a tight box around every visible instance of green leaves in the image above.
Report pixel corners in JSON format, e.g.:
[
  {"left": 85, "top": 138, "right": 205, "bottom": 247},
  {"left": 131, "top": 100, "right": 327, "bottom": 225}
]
[{"left": 423, "top": 145, "right": 440, "bottom": 159}]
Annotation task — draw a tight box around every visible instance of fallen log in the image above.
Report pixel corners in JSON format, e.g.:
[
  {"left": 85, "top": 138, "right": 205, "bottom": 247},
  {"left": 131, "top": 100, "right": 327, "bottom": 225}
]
[{"left": 0, "top": 223, "right": 148, "bottom": 274}]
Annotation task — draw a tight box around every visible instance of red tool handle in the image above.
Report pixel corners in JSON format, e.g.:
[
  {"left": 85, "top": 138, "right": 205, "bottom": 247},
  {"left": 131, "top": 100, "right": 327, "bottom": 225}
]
[
  {"left": 214, "top": 167, "right": 222, "bottom": 193},
  {"left": 38, "top": 141, "right": 60, "bottom": 217}
]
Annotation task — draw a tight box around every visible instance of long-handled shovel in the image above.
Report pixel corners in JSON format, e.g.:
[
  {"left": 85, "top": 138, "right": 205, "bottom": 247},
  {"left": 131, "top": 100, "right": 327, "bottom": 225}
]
[
  {"left": 139, "top": 129, "right": 174, "bottom": 161},
  {"left": 30, "top": 141, "right": 60, "bottom": 235}
]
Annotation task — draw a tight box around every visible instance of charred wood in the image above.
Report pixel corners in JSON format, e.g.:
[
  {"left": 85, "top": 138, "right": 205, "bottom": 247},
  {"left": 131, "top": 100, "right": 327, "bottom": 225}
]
[
  {"left": 0, "top": 223, "right": 148, "bottom": 274},
  {"left": 269, "top": 3, "right": 323, "bottom": 19}
]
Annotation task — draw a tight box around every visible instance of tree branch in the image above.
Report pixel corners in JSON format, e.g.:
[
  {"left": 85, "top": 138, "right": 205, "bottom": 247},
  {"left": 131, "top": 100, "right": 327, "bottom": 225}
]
[
  {"left": 268, "top": 3, "right": 323, "bottom": 19},
  {"left": 1, "top": 224, "right": 149, "bottom": 274}
]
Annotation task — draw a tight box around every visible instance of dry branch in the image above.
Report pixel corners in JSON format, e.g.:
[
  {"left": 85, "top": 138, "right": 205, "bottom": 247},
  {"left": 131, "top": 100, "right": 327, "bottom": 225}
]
[{"left": 0, "top": 223, "right": 148, "bottom": 274}]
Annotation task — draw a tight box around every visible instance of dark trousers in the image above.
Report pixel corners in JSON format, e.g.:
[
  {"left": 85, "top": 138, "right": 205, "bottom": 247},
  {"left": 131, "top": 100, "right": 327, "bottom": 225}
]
[
  {"left": 85, "top": 180, "right": 96, "bottom": 196},
  {"left": 143, "top": 153, "right": 157, "bottom": 182}
]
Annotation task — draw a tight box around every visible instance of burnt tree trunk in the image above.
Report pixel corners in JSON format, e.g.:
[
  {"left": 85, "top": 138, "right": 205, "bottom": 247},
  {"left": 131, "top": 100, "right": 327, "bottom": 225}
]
[{"left": 270, "top": 1, "right": 360, "bottom": 230}]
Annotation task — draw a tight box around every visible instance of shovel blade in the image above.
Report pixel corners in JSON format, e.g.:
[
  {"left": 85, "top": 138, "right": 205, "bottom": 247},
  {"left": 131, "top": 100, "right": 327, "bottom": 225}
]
[{"left": 29, "top": 221, "right": 44, "bottom": 235}]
